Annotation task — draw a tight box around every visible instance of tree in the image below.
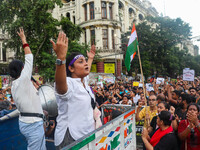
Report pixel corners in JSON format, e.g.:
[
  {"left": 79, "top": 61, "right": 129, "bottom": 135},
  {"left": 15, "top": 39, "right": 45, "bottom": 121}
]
[
  {"left": 0, "top": 0, "right": 90, "bottom": 81},
  {"left": 122, "top": 16, "right": 197, "bottom": 78},
  {"left": 60, "top": 17, "right": 89, "bottom": 56}
]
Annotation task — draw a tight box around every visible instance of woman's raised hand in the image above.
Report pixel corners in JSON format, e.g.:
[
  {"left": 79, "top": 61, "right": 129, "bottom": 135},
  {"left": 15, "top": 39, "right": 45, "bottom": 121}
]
[
  {"left": 50, "top": 31, "right": 68, "bottom": 60},
  {"left": 87, "top": 45, "right": 96, "bottom": 59}
]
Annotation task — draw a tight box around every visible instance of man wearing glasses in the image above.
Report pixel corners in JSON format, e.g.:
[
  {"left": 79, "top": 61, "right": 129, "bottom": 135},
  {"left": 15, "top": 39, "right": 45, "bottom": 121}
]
[{"left": 136, "top": 95, "right": 158, "bottom": 128}]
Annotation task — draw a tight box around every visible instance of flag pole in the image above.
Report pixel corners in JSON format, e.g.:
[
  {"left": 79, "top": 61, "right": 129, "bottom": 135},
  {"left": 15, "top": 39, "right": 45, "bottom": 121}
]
[{"left": 137, "top": 45, "right": 149, "bottom": 126}]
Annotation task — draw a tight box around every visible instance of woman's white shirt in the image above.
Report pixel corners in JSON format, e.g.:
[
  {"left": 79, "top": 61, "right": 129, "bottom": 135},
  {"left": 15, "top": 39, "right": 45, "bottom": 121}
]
[{"left": 54, "top": 76, "right": 95, "bottom": 146}]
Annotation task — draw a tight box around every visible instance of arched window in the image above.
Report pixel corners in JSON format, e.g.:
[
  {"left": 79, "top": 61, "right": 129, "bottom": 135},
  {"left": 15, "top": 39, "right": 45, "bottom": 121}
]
[
  {"left": 66, "top": 12, "right": 70, "bottom": 20},
  {"left": 102, "top": 29, "right": 108, "bottom": 49},
  {"left": 109, "top": 3, "right": 113, "bottom": 19},
  {"left": 83, "top": 4, "right": 87, "bottom": 21},
  {"left": 139, "top": 14, "right": 144, "bottom": 21},
  {"left": 101, "top": 2, "right": 107, "bottom": 19},
  {"left": 119, "top": 1, "right": 124, "bottom": 10},
  {"left": 90, "top": 2, "right": 95, "bottom": 20},
  {"left": 90, "top": 29, "right": 95, "bottom": 45},
  {"left": 63, "top": 0, "right": 70, "bottom": 3},
  {"left": 129, "top": 8, "right": 135, "bottom": 15}
]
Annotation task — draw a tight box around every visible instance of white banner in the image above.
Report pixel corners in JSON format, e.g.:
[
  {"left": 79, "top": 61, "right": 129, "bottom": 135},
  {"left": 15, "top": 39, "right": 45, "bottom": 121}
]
[{"left": 183, "top": 69, "right": 195, "bottom": 81}]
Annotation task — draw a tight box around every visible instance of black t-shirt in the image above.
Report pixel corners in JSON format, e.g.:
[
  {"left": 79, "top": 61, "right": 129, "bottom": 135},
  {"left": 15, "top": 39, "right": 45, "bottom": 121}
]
[
  {"left": 149, "top": 129, "right": 179, "bottom": 150},
  {"left": 153, "top": 133, "right": 179, "bottom": 150}
]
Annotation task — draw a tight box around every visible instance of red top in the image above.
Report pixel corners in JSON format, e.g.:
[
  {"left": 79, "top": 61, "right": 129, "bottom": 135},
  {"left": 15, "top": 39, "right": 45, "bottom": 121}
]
[{"left": 178, "top": 120, "right": 200, "bottom": 150}]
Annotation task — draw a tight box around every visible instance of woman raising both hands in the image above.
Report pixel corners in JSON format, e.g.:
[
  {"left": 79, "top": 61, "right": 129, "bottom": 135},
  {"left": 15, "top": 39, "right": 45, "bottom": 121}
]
[{"left": 51, "top": 32, "right": 101, "bottom": 149}]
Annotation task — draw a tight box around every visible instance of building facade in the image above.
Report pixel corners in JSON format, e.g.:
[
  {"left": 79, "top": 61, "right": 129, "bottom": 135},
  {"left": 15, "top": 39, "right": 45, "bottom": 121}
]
[
  {"left": 0, "top": 29, "right": 15, "bottom": 74},
  {"left": 52, "top": 0, "right": 158, "bottom": 76}
]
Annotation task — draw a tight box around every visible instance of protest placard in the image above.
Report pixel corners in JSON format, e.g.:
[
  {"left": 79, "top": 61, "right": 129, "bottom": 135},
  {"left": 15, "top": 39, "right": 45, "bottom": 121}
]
[
  {"left": 156, "top": 77, "right": 165, "bottom": 85},
  {"left": 183, "top": 69, "right": 195, "bottom": 81}
]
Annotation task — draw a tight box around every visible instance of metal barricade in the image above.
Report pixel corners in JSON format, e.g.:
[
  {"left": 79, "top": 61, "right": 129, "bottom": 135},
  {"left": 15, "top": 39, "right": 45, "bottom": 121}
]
[{"left": 63, "top": 107, "right": 136, "bottom": 150}]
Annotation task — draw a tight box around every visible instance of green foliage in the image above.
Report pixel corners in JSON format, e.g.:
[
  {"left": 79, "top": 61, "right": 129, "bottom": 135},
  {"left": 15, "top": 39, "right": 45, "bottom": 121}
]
[
  {"left": 123, "top": 16, "right": 200, "bottom": 78},
  {"left": 0, "top": 0, "right": 91, "bottom": 81},
  {"left": 60, "top": 17, "right": 88, "bottom": 56}
]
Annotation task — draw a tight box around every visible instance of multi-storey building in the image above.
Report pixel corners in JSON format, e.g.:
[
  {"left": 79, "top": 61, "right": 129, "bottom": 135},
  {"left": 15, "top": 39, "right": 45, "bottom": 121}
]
[
  {"left": 0, "top": 29, "right": 15, "bottom": 74},
  {"left": 1, "top": 0, "right": 198, "bottom": 76},
  {"left": 52, "top": 0, "right": 158, "bottom": 76}
]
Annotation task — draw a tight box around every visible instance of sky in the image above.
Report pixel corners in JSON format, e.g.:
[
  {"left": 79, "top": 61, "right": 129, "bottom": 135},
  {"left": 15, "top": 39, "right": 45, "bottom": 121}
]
[{"left": 149, "top": 0, "right": 200, "bottom": 46}]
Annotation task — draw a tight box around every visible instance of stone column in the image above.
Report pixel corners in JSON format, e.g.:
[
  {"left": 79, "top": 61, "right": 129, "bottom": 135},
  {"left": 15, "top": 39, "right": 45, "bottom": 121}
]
[
  {"left": 117, "top": 59, "right": 121, "bottom": 77},
  {"left": 124, "top": 2, "right": 129, "bottom": 32},
  {"left": 87, "top": 3, "right": 90, "bottom": 20},
  {"left": 97, "top": 61, "right": 104, "bottom": 73},
  {"left": 95, "top": 0, "right": 101, "bottom": 19},
  {"left": 107, "top": 2, "right": 110, "bottom": 19},
  {"left": 86, "top": 27, "right": 90, "bottom": 45},
  {"left": 114, "top": 1, "right": 119, "bottom": 21},
  {"left": 108, "top": 26, "right": 112, "bottom": 50},
  {"left": 95, "top": 26, "right": 102, "bottom": 49}
]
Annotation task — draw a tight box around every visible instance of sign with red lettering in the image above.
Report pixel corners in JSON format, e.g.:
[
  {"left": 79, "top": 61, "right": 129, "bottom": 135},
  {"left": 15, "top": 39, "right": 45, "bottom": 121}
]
[{"left": 183, "top": 69, "right": 195, "bottom": 81}]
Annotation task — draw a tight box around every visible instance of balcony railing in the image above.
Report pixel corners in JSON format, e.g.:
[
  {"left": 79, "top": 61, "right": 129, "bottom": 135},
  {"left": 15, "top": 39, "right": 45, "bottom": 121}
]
[{"left": 98, "top": 48, "right": 122, "bottom": 53}]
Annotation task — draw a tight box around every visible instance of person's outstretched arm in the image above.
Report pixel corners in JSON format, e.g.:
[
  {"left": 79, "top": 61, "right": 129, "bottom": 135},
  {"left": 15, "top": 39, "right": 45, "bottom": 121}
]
[
  {"left": 51, "top": 32, "right": 68, "bottom": 94},
  {"left": 17, "top": 28, "right": 31, "bottom": 55}
]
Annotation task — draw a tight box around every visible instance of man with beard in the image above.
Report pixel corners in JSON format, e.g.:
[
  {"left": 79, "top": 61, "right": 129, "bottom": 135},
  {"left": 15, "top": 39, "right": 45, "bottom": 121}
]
[
  {"left": 189, "top": 87, "right": 197, "bottom": 97},
  {"left": 175, "top": 94, "right": 194, "bottom": 122}
]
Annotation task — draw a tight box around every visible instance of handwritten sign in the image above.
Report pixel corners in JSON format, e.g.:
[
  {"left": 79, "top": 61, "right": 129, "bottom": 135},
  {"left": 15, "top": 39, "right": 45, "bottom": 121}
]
[
  {"left": 183, "top": 69, "right": 195, "bottom": 81},
  {"left": 156, "top": 77, "right": 164, "bottom": 85}
]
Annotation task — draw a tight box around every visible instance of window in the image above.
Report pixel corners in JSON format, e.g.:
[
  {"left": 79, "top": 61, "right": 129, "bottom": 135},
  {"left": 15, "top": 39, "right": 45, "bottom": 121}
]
[
  {"left": 3, "top": 47, "right": 6, "bottom": 62},
  {"left": 66, "top": 12, "right": 70, "bottom": 20},
  {"left": 90, "top": 30, "right": 95, "bottom": 45},
  {"left": 102, "top": 29, "right": 108, "bottom": 49},
  {"left": 101, "top": 2, "right": 107, "bottom": 19},
  {"left": 139, "top": 14, "right": 144, "bottom": 21},
  {"left": 90, "top": 2, "right": 95, "bottom": 20},
  {"left": 63, "top": 0, "right": 70, "bottom": 3},
  {"left": 84, "top": 4, "right": 87, "bottom": 21},
  {"left": 109, "top": 3, "right": 113, "bottom": 19},
  {"left": 112, "top": 30, "right": 115, "bottom": 49},
  {"left": 73, "top": 16, "right": 75, "bottom": 24},
  {"left": 0, "top": 43, "right": 2, "bottom": 60}
]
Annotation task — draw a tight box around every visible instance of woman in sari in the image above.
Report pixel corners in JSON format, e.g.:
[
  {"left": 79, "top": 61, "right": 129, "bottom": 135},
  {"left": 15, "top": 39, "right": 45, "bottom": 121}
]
[{"left": 142, "top": 111, "right": 179, "bottom": 150}]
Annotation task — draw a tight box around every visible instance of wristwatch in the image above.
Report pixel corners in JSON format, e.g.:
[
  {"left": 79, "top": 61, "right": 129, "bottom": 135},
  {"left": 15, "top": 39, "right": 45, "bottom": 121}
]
[{"left": 56, "top": 59, "right": 66, "bottom": 65}]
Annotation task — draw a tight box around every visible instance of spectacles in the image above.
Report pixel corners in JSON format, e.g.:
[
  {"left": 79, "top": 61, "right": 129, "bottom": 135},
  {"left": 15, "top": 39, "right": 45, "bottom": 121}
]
[{"left": 149, "top": 99, "right": 156, "bottom": 101}]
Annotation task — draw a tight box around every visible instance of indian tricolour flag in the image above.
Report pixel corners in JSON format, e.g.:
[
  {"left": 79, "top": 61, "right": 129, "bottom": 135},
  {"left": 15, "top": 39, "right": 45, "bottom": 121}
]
[{"left": 125, "top": 24, "right": 138, "bottom": 71}]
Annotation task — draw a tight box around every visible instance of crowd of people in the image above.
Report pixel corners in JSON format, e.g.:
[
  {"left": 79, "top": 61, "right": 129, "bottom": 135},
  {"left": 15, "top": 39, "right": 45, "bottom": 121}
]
[
  {"left": 0, "top": 28, "right": 200, "bottom": 150},
  {"left": 90, "top": 78, "right": 200, "bottom": 150}
]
